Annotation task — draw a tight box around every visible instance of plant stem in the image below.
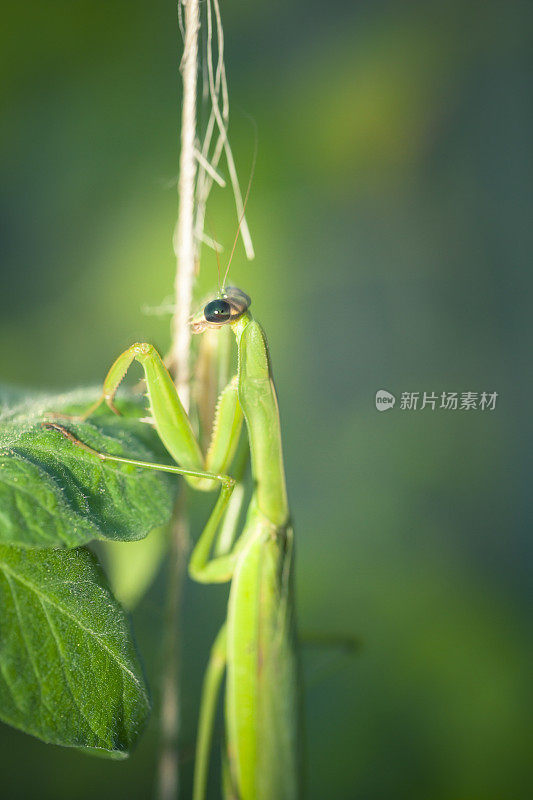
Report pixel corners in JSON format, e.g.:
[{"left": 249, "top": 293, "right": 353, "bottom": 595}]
[
  {"left": 157, "top": 2, "right": 200, "bottom": 799},
  {"left": 171, "top": 0, "right": 200, "bottom": 410},
  {"left": 157, "top": 492, "right": 190, "bottom": 800}
]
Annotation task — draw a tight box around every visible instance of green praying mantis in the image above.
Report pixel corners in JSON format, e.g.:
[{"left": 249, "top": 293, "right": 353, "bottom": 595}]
[{"left": 47, "top": 283, "right": 303, "bottom": 799}]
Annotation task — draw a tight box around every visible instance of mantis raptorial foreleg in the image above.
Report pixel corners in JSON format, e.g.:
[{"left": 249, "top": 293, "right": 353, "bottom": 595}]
[
  {"left": 55, "top": 342, "right": 243, "bottom": 487},
  {"left": 47, "top": 341, "right": 246, "bottom": 578}
]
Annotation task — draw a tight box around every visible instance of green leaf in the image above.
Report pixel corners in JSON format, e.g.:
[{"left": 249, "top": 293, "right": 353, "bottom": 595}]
[
  {"left": 0, "top": 388, "right": 176, "bottom": 547},
  {"left": 0, "top": 544, "right": 150, "bottom": 755}
]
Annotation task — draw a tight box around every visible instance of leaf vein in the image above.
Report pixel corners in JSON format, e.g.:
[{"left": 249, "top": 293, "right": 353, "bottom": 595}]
[{"left": 0, "top": 563, "right": 146, "bottom": 698}]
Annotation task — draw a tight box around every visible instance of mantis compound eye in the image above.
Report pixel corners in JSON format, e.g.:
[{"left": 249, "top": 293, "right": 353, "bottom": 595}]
[{"left": 204, "top": 298, "right": 232, "bottom": 324}]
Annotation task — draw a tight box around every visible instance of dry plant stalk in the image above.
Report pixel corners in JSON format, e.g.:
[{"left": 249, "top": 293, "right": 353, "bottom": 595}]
[
  {"left": 157, "top": 2, "right": 199, "bottom": 799},
  {"left": 171, "top": 0, "right": 201, "bottom": 411}
]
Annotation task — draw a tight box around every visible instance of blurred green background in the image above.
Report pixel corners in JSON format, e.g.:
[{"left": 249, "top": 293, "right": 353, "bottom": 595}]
[{"left": 1, "top": 1, "right": 532, "bottom": 798}]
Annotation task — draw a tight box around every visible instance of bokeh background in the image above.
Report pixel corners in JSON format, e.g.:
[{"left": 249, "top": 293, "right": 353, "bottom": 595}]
[{"left": 1, "top": 1, "right": 532, "bottom": 798}]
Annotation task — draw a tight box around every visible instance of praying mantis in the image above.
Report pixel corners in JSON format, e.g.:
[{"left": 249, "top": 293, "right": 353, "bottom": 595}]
[{"left": 47, "top": 284, "right": 302, "bottom": 799}]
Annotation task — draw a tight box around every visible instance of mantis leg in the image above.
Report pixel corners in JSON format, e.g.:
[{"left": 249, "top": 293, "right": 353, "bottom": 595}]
[
  {"left": 52, "top": 343, "right": 205, "bottom": 482},
  {"left": 215, "top": 433, "right": 249, "bottom": 557},
  {"left": 187, "top": 435, "right": 252, "bottom": 585},
  {"left": 188, "top": 517, "right": 242, "bottom": 584},
  {"left": 299, "top": 632, "right": 361, "bottom": 653},
  {"left": 44, "top": 423, "right": 236, "bottom": 549},
  {"left": 193, "top": 625, "right": 227, "bottom": 800},
  {"left": 53, "top": 343, "right": 244, "bottom": 493},
  {"left": 300, "top": 633, "right": 361, "bottom": 692},
  {"left": 204, "top": 376, "right": 243, "bottom": 478},
  {"left": 188, "top": 383, "right": 249, "bottom": 584}
]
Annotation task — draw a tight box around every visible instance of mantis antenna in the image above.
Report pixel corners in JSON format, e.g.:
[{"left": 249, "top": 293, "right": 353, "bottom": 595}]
[
  {"left": 221, "top": 139, "right": 257, "bottom": 293},
  {"left": 205, "top": 213, "right": 224, "bottom": 296}
]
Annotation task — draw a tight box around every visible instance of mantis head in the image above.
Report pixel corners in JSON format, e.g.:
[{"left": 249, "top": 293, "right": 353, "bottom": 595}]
[{"left": 190, "top": 287, "right": 251, "bottom": 334}]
